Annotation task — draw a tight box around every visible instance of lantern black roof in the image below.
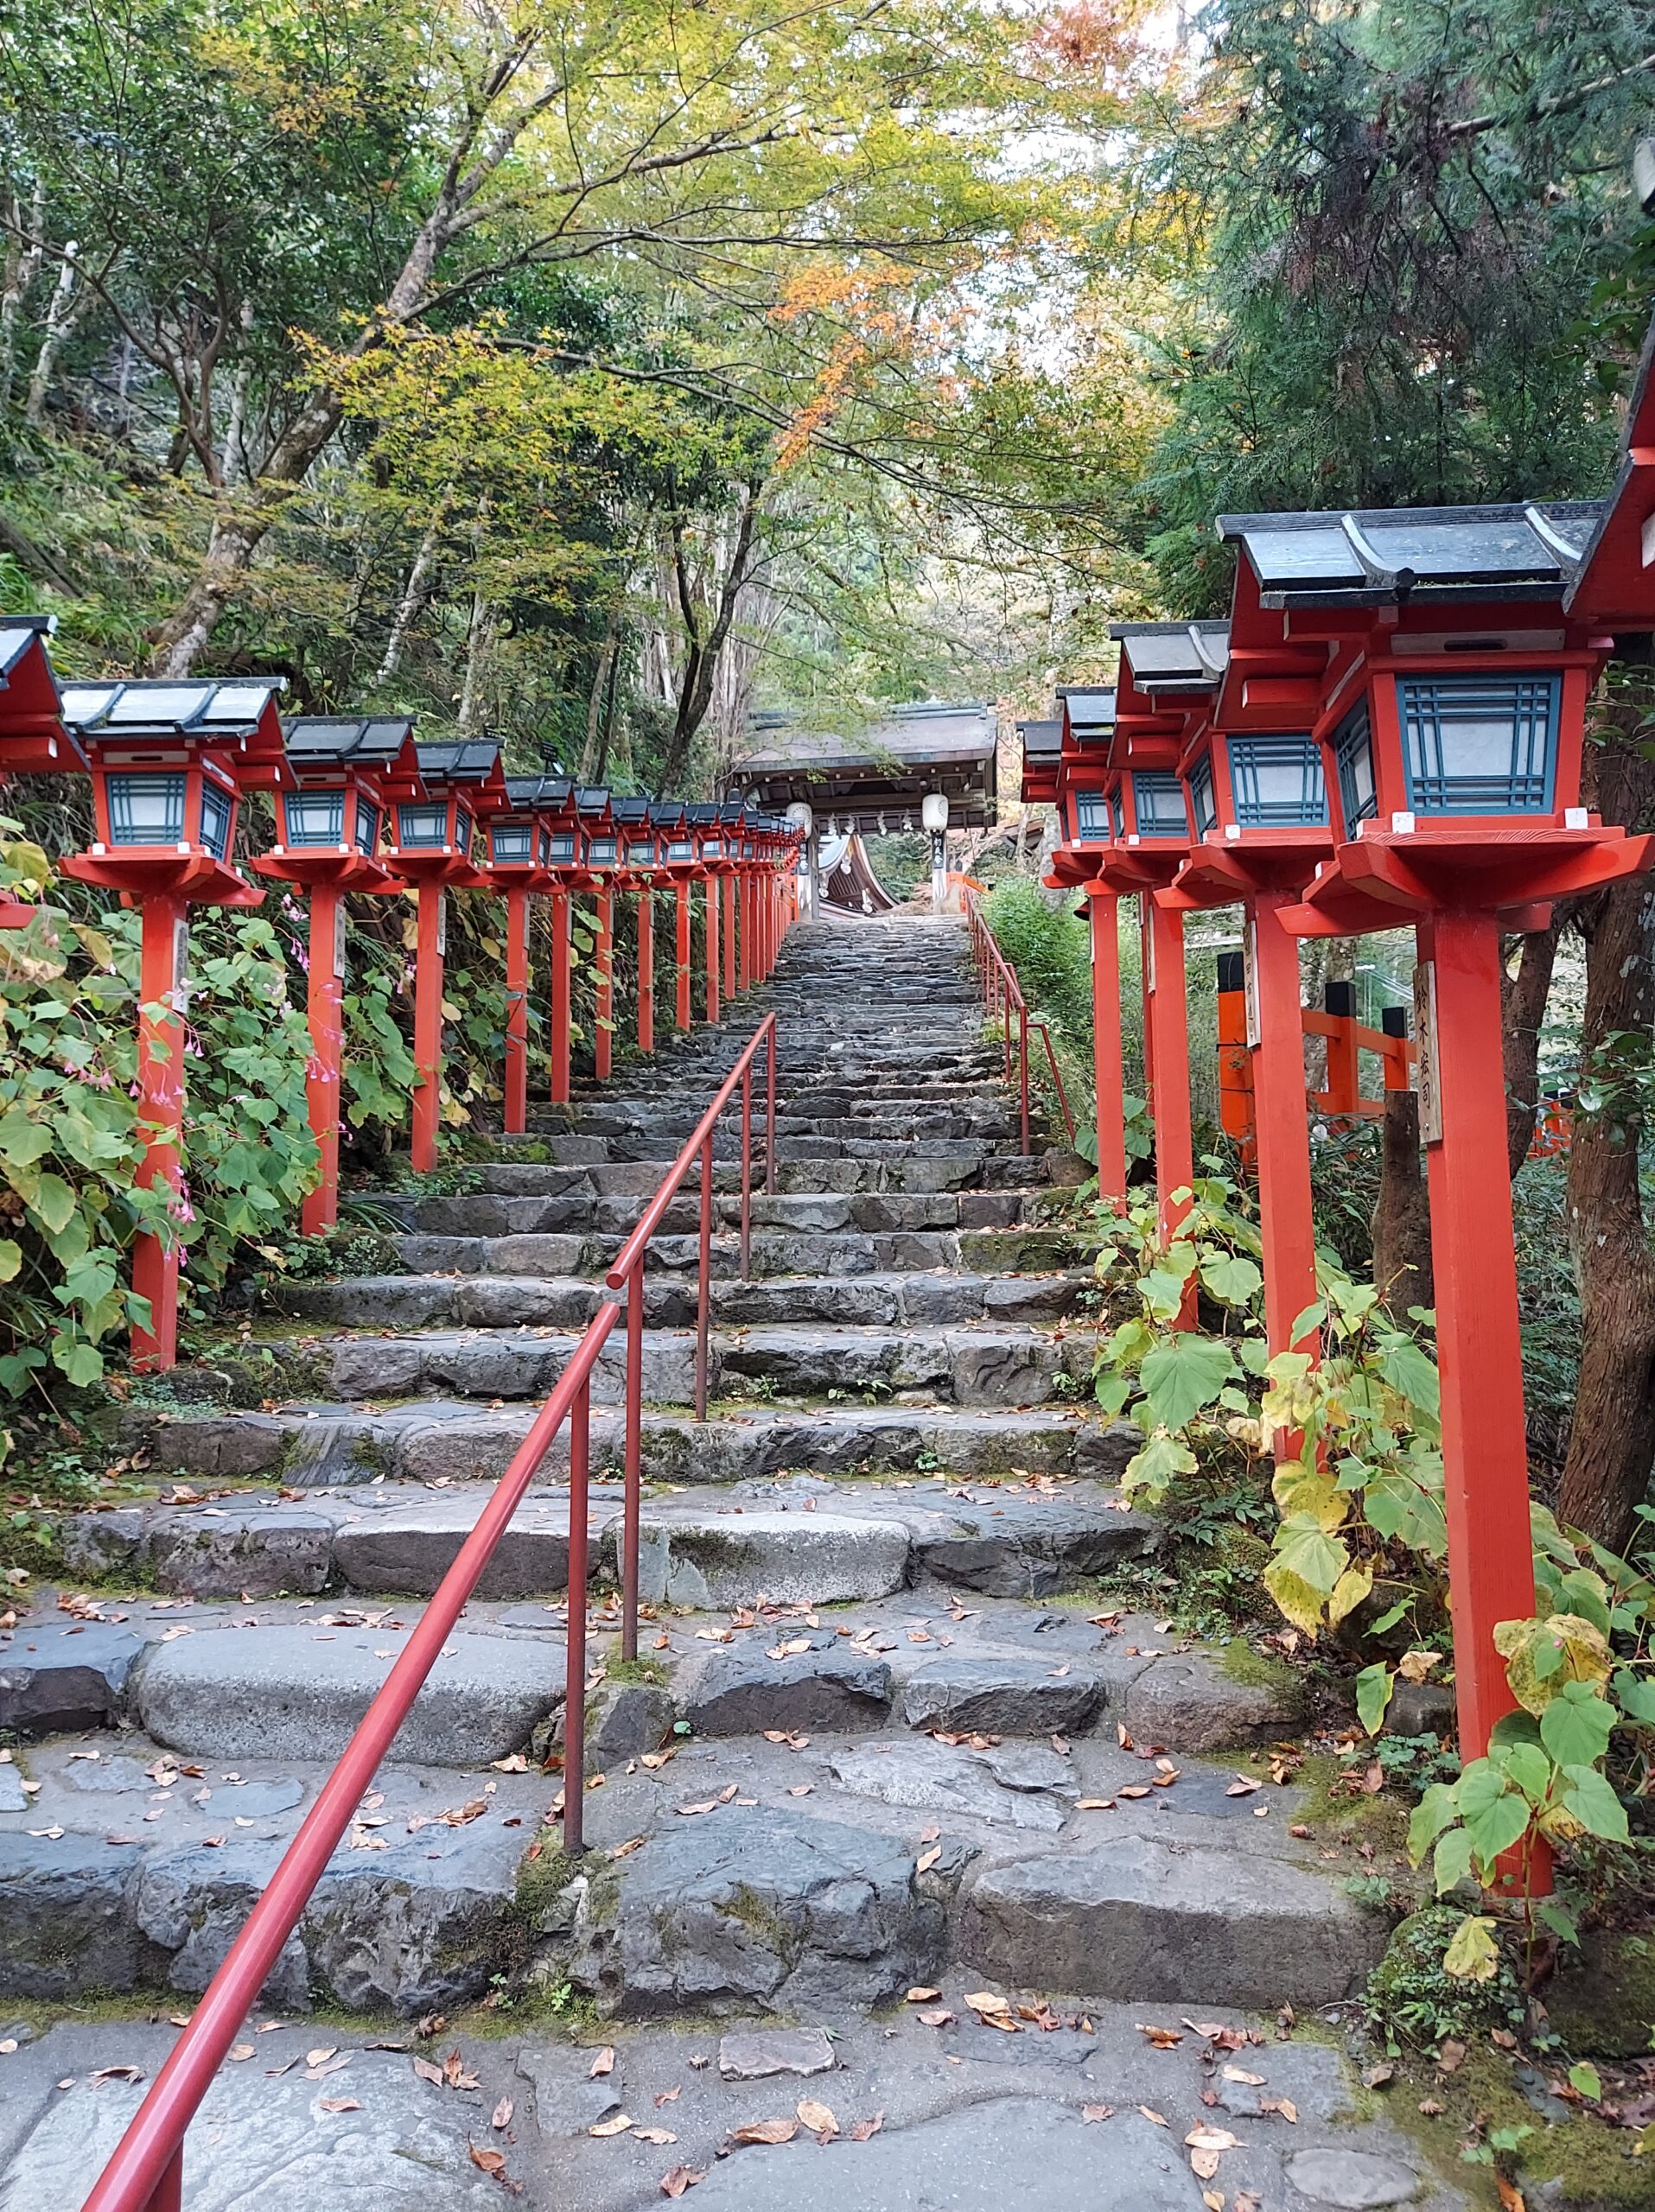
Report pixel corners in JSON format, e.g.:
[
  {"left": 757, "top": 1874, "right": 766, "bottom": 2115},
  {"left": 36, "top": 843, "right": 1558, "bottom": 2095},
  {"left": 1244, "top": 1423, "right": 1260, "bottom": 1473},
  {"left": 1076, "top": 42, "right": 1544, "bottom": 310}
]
[
  {"left": 609, "top": 797, "right": 652, "bottom": 827},
  {"left": 1110, "top": 624, "right": 1230, "bottom": 692},
  {"left": 1218, "top": 503, "right": 1604, "bottom": 607},
  {"left": 647, "top": 800, "right": 689, "bottom": 830},
  {"left": 575, "top": 787, "right": 611, "bottom": 817},
  {"left": 685, "top": 802, "right": 721, "bottom": 827},
  {"left": 415, "top": 738, "right": 500, "bottom": 785},
  {"left": 0, "top": 614, "right": 55, "bottom": 687},
  {"left": 1055, "top": 687, "right": 1117, "bottom": 741},
  {"left": 59, "top": 675, "right": 288, "bottom": 738},
  {"left": 1015, "top": 718, "right": 1062, "bottom": 765},
  {"left": 718, "top": 800, "right": 746, "bottom": 826},
  {"left": 281, "top": 715, "right": 414, "bottom": 766},
  {"left": 504, "top": 774, "right": 574, "bottom": 809}
]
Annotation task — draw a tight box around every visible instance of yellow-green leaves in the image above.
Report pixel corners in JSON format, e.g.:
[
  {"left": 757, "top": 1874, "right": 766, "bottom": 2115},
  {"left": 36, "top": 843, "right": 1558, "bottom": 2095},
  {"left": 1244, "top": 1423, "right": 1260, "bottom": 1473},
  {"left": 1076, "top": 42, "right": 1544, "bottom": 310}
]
[
  {"left": 1442, "top": 1915, "right": 1500, "bottom": 1982},
  {"left": 1492, "top": 1613, "right": 1613, "bottom": 1713}
]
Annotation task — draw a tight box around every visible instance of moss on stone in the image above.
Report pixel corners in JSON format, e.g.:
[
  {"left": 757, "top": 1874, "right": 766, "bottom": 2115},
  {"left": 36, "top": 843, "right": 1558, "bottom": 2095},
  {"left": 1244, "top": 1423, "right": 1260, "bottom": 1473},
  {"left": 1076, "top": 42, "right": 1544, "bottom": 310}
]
[
  {"left": 602, "top": 1655, "right": 668, "bottom": 1688},
  {"left": 1218, "top": 1636, "right": 1300, "bottom": 1699},
  {"left": 1545, "top": 1930, "right": 1655, "bottom": 2062},
  {"left": 1291, "top": 1752, "right": 1412, "bottom": 1856},
  {"left": 1393, "top": 2043, "right": 1653, "bottom": 2211}
]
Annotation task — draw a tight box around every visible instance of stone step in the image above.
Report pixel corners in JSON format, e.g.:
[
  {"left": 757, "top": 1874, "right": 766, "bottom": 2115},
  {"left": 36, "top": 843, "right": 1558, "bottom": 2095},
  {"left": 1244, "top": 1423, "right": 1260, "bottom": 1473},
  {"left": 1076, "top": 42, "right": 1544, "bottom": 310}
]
[
  {"left": 383, "top": 1224, "right": 1092, "bottom": 1282},
  {"left": 54, "top": 1474, "right": 1162, "bottom": 1606},
  {"left": 270, "top": 1265, "right": 1092, "bottom": 1332},
  {"left": 235, "top": 1320, "right": 1091, "bottom": 1409},
  {"left": 0, "top": 1721, "right": 555, "bottom": 2012},
  {"left": 366, "top": 1189, "right": 1033, "bottom": 1243},
  {"left": 118, "top": 1398, "right": 1136, "bottom": 1489}
]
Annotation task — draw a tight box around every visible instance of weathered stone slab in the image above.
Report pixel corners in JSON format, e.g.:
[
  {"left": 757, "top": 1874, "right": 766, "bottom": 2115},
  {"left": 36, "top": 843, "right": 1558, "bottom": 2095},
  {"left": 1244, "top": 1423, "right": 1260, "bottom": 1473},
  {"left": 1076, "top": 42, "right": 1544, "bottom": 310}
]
[
  {"left": 827, "top": 1738, "right": 1066, "bottom": 1832},
  {"left": 902, "top": 1493, "right": 1156, "bottom": 1597},
  {"left": 570, "top": 1807, "right": 943, "bottom": 2015},
  {"left": 900, "top": 1654, "right": 1105, "bottom": 1737},
  {"left": 0, "top": 1622, "right": 145, "bottom": 1734},
  {"left": 638, "top": 1510, "right": 909, "bottom": 1608},
  {"left": 717, "top": 2026, "right": 835, "bottom": 2079},
  {"left": 134, "top": 1624, "right": 563, "bottom": 1764},
  {"left": 330, "top": 1496, "right": 599, "bottom": 1598},
  {"left": 146, "top": 1505, "right": 334, "bottom": 1598},
  {"left": 959, "top": 1836, "right": 1388, "bottom": 2008},
  {"left": 514, "top": 2045, "right": 625, "bottom": 2135},
  {"left": 0, "top": 2051, "right": 503, "bottom": 2210},
  {"left": 681, "top": 1637, "right": 893, "bottom": 1736},
  {"left": 1121, "top": 1649, "right": 1303, "bottom": 1752},
  {"left": 677, "top": 2099, "right": 1200, "bottom": 2210},
  {"left": 1286, "top": 2149, "right": 1423, "bottom": 2207},
  {"left": 0, "top": 1832, "right": 139, "bottom": 1998}
]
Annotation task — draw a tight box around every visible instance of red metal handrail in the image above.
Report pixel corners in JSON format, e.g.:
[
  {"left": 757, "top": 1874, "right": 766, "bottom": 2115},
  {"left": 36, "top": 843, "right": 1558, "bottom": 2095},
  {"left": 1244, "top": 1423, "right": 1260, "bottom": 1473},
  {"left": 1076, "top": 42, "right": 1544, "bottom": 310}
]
[
  {"left": 963, "top": 893, "right": 1076, "bottom": 1153},
  {"left": 83, "top": 1014, "right": 780, "bottom": 2212}
]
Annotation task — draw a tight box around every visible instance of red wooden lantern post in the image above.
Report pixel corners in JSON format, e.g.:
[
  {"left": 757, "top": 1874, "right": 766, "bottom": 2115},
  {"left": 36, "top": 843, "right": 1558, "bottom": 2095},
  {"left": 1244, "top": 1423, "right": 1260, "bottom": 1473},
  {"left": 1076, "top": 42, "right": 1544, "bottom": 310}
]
[
  {"left": 528, "top": 783, "right": 581, "bottom": 1109},
  {"left": 253, "top": 715, "right": 417, "bottom": 1231},
  {"left": 691, "top": 805, "right": 722, "bottom": 1024},
  {"left": 477, "top": 775, "right": 572, "bottom": 1134},
  {"left": 56, "top": 677, "right": 289, "bottom": 1369},
  {"left": 1083, "top": 635, "right": 1212, "bottom": 1251},
  {"left": 719, "top": 803, "right": 742, "bottom": 1001},
  {"left": 576, "top": 790, "right": 620, "bottom": 1083},
  {"left": 0, "top": 619, "right": 72, "bottom": 928},
  {"left": 1036, "top": 690, "right": 1131, "bottom": 1205},
  {"left": 1217, "top": 500, "right": 1653, "bottom": 1819},
  {"left": 652, "top": 801, "right": 697, "bottom": 1032},
  {"left": 610, "top": 799, "right": 662, "bottom": 1056},
  {"left": 382, "top": 741, "right": 505, "bottom": 1173},
  {"left": 1124, "top": 615, "right": 1338, "bottom": 1365}
]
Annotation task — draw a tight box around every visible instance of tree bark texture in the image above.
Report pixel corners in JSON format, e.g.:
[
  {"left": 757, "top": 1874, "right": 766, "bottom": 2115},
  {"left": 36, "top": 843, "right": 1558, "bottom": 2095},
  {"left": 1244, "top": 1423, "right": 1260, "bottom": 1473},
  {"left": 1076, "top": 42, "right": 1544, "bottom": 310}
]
[
  {"left": 1499, "top": 917, "right": 1561, "bottom": 1180},
  {"left": 1372, "top": 1088, "right": 1434, "bottom": 1316},
  {"left": 1556, "top": 715, "right": 1655, "bottom": 1551}
]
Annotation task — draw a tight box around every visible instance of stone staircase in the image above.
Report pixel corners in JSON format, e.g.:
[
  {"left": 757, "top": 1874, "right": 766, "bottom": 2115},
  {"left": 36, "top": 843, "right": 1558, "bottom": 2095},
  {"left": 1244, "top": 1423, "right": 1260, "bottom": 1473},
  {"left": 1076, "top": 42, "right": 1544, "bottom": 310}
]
[{"left": 0, "top": 917, "right": 1454, "bottom": 2212}]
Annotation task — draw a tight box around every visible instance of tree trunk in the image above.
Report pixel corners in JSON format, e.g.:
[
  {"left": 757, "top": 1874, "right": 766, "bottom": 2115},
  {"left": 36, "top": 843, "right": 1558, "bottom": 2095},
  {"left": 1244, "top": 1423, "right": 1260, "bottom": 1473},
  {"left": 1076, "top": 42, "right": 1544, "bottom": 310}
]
[
  {"left": 1372, "top": 1088, "right": 1433, "bottom": 1315},
  {"left": 23, "top": 241, "right": 83, "bottom": 429},
  {"left": 377, "top": 505, "right": 446, "bottom": 683},
  {"left": 1499, "top": 917, "right": 1560, "bottom": 1179},
  {"left": 1556, "top": 712, "right": 1655, "bottom": 1550},
  {"left": 659, "top": 485, "right": 762, "bottom": 791}
]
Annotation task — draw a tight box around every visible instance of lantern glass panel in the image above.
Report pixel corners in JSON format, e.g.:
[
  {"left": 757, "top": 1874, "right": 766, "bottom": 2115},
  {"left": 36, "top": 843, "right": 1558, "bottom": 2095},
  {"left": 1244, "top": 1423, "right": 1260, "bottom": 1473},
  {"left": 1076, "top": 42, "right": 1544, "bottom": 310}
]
[
  {"left": 588, "top": 835, "right": 617, "bottom": 865},
  {"left": 283, "top": 790, "right": 346, "bottom": 846},
  {"left": 667, "top": 838, "right": 694, "bottom": 861},
  {"left": 1334, "top": 701, "right": 1378, "bottom": 829},
  {"left": 198, "top": 780, "right": 233, "bottom": 861},
  {"left": 1132, "top": 771, "right": 1187, "bottom": 837},
  {"left": 397, "top": 802, "right": 449, "bottom": 848},
  {"left": 490, "top": 823, "right": 535, "bottom": 863},
  {"left": 1188, "top": 755, "right": 1218, "bottom": 836},
  {"left": 1226, "top": 734, "right": 1327, "bottom": 828},
  {"left": 703, "top": 836, "right": 723, "bottom": 859},
  {"left": 354, "top": 798, "right": 380, "bottom": 854},
  {"left": 1073, "top": 791, "right": 1111, "bottom": 842},
  {"left": 547, "top": 832, "right": 576, "bottom": 864},
  {"left": 1397, "top": 674, "right": 1559, "bottom": 814},
  {"left": 107, "top": 771, "right": 187, "bottom": 845}
]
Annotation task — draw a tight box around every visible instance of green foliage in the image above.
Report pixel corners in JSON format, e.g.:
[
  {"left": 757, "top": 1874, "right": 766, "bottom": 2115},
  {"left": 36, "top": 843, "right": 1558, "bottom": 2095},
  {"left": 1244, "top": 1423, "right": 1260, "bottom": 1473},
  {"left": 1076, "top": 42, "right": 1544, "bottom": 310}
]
[
  {"left": 1368, "top": 1904, "right": 1528, "bottom": 2051},
  {"left": 1135, "top": 0, "right": 1649, "bottom": 612}
]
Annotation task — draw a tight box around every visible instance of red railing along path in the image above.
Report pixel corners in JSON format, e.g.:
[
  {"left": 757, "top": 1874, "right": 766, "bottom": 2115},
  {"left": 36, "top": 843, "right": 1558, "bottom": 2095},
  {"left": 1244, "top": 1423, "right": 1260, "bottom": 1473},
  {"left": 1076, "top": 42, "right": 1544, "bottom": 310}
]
[
  {"left": 81, "top": 1014, "right": 780, "bottom": 2212},
  {"left": 964, "top": 892, "right": 1075, "bottom": 1154}
]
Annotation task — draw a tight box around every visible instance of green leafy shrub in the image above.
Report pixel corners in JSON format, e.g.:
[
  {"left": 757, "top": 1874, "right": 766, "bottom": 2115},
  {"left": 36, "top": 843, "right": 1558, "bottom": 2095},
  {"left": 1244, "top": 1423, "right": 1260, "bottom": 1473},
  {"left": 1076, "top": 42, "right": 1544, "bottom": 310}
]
[{"left": 1368, "top": 1904, "right": 1527, "bottom": 2050}]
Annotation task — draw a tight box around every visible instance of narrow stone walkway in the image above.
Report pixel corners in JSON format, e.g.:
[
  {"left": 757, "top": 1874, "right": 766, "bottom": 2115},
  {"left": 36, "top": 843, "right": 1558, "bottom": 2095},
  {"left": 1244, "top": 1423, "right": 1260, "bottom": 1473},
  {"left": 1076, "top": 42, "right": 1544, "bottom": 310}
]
[{"left": 0, "top": 918, "right": 1467, "bottom": 2209}]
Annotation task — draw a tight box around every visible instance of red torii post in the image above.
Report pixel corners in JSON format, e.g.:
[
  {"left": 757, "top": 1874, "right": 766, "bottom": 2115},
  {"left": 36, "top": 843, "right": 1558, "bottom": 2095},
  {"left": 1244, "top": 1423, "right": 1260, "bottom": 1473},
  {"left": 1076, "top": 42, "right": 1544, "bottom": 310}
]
[
  {"left": 382, "top": 740, "right": 505, "bottom": 1174},
  {"left": 1219, "top": 497, "right": 1652, "bottom": 1859},
  {"left": 653, "top": 801, "right": 697, "bottom": 1032},
  {"left": 57, "top": 677, "right": 290, "bottom": 1369},
  {"left": 610, "top": 798, "right": 662, "bottom": 1055},
  {"left": 253, "top": 715, "right": 417, "bottom": 1230}
]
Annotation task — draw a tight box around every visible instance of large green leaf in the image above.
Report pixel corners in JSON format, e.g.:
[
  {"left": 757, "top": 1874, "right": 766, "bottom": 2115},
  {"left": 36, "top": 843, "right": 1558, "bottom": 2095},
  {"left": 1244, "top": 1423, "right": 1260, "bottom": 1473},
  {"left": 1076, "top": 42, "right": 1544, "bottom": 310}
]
[
  {"left": 1354, "top": 1662, "right": 1393, "bottom": 1736},
  {"left": 1200, "top": 1252, "right": 1262, "bottom": 1306},
  {"left": 1462, "top": 1787, "right": 1532, "bottom": 1874},
  {"left": 1537, "top": 1681, "right": 1616, "bottom": 1770},
  {"left": 1138, "top": 1332, "right": 1236, "bottom": 1430},
  {"left": 1559, "top": 1765, "right": 1629, "bottom": 1844},
  {"left": 26, "top": 1171, "right": 77, "bottom": 1236}
]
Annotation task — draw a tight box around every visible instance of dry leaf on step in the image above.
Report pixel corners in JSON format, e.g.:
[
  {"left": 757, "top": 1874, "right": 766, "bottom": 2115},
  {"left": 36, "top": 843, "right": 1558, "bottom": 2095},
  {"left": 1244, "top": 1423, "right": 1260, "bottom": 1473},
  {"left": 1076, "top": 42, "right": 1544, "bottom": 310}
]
[{"left": 729, "top": 2118, "right": 798, "bottom": 2145}]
